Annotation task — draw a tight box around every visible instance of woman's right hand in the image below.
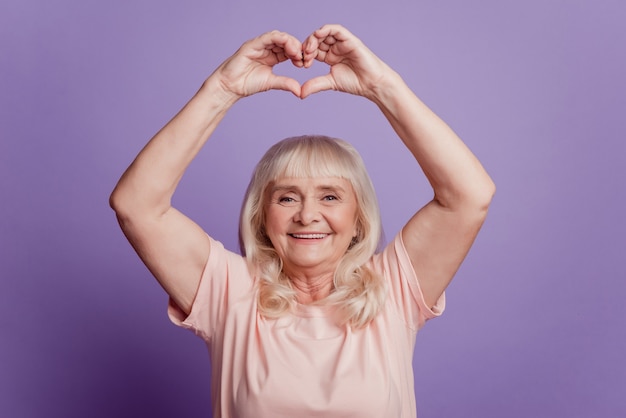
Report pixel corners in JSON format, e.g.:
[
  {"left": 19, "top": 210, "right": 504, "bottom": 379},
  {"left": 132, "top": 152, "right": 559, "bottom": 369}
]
[
  {"left": 213, "top": 30, "right": 304, "bottom": 99},
  {"left": 111, "top": 29, "right": 304, "bottom": 315}
]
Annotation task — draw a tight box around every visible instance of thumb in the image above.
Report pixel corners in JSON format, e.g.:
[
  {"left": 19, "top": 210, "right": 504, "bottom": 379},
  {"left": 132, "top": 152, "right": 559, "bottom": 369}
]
[
  {"left": 268, "top": 75, "right": 302, "bottom": 97},
  {"left": 300, "top": 75, "right": 335, "bottom": 99}
]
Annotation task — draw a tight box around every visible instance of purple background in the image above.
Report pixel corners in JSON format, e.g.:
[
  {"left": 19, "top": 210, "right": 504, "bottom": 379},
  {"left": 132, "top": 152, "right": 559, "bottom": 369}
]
[{"left": 2, "top": 0, "right": 625, "bottom": 417}]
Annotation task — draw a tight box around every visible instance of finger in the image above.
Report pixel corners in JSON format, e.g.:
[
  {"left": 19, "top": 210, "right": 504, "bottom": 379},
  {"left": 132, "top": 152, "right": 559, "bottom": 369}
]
[
  {"left": 300, "top": 74, "right": 335, "bottom": 99},
  {"left": 305, "top": 25, "right": 361, "bottom": 67},
  {"left": 314, "top": 24, "right": 354, "bottom": 43},
  {"left": 314, "top": 24, "right": 364, "bottom": 58},
  {"left": 302, "top": 33, "right": 321, "bottom": 68},
  {"left": 261, "top": 30, "right": 302, "bottom": 62},
  {"left": 290, "top": 50, "right": 305, "bottom": 68},
  {"left": 268, "top": 75, "right": 302, "bottom": 97},
  {"left": 302, "top": 32, "right": 339, "bottom": 67}
]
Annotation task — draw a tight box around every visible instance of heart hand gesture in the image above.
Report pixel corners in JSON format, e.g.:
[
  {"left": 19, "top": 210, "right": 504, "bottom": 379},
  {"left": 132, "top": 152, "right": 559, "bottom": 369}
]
[{"left": 213, "top": 25, "right": 393, "bottom": 101}]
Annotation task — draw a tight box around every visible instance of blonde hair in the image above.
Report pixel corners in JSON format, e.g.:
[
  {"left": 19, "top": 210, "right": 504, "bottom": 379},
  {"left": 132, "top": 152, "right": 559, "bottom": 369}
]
[{"left": 239, "top": 135, "right": 387, "bottom": 328}]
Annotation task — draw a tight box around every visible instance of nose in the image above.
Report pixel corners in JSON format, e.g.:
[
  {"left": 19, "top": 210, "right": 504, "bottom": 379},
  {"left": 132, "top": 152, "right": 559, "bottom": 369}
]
[{"left": 293, "top": 199, "right": 320, "bottom": 225}]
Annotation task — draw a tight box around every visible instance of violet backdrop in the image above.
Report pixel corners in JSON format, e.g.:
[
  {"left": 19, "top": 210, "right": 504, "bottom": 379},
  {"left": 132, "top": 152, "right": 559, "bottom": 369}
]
[{"left": 1, "top": 0, "right": 625, "bottom": 417}]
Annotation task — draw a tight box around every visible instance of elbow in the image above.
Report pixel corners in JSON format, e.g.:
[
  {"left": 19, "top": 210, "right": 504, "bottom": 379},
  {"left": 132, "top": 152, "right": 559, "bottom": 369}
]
[
  {"left": 109, "top": 187, "right": 145, "bottom": 233},
  {"left": 109, "top": 184, "right": 127, "bottom": 215},
  {"left": 109, "top": 182, "right": 170, "bottom": 222},
  {"left": 471, "top": 178, "right": 496, "bottom": 220},
  {"left": 109, "top": 184, "right": 140, "bottom": 221},
  {"left": 109, "top": 188, "right": 120, "bottom": 212},
  {"left": 457, "top": 180, "right": 495, "bottom": 227},
  {"left": 466, "top": 168, "right": 496, "bottom": 209},
  {"left": 477, "top": 177, "right": 496, "bottom": 211}
]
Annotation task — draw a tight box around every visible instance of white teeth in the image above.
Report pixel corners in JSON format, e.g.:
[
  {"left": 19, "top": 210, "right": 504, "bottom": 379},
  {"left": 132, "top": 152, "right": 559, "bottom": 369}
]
[{"left": 291, "top": 233, "right": 327, "bottom": 239}]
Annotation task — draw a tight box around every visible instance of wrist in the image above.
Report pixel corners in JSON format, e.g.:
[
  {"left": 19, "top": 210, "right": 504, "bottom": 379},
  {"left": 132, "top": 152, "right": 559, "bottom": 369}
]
[
  {"left": 367, "top": 68, "right": 407, "bottom": 107},
  {"left": 198, "top": 74, "right": 241, "bottom": 109}
]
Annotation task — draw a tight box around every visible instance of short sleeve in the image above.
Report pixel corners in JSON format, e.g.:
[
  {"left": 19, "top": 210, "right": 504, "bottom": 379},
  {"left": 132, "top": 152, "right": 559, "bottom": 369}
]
[
  {"left": 167, "top": 237, "right": 254, "bottom": 342},
  {"left": 370, "top": 231, "right": 445, "bottom": 330}
]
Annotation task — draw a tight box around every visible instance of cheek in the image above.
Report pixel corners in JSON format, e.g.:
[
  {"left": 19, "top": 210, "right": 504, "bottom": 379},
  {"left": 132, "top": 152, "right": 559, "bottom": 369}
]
[
  {"left": 264, "top": 206, "right": 278, "bottom": 226},
  {"left": 333, "top": 209, "right": 359, "bottom": 234},
  {"left": 264, "top": 207, "right": 289, "bottom": 235}
]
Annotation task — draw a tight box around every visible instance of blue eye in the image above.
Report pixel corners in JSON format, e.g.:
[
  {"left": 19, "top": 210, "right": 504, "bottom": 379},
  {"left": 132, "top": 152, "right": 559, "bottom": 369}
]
[
  {"left": 323, "top": 195, "right": 338, "bottom": 201},
  {"left": 279, "top": 197, "right": 295, "bottom": 203}
]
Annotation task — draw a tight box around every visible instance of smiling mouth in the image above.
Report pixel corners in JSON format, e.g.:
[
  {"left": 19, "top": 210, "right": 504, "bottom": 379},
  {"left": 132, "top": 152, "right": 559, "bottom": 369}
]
[{"left": 289, "top": 233, "right": 328, "bottom": 239}]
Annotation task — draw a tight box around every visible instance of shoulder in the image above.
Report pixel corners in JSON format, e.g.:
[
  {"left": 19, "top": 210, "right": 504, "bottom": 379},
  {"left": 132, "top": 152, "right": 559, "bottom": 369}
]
[
  {"left": 368, "top": 231, "right": 445, "bottom": 328},
  {"left": 205, "top": 236, "right": 251, "bottom": 277}
]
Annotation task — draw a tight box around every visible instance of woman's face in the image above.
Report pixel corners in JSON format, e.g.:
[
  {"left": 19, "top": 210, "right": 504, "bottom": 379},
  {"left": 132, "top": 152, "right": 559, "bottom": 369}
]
[{"left": 265, "top": 176, "right": 359, "bottom": 278}]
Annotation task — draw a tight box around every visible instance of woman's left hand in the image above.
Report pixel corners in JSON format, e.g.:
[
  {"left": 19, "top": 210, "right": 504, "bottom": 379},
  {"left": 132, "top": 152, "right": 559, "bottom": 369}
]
[{"left": 300, "top": 24, "right": 394, "bottom": 99}]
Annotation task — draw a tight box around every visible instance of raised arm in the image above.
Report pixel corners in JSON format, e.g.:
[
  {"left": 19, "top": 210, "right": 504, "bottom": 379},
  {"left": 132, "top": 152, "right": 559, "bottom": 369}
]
[
  {"left": 301, "top": 25, "right": 496, "bottom": 308},
  {"left": 110, "top": 30, "right": 303, "bottom": 315}
]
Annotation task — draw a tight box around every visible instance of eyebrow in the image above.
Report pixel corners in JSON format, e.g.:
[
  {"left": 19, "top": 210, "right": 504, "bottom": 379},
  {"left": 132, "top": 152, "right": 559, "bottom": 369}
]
[{"left": 270, "top": 183, "right": 348, "bottom": 194}]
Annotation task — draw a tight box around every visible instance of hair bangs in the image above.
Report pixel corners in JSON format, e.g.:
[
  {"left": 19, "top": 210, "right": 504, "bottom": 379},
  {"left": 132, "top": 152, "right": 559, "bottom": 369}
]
[{"left": 269, "top": 136, "right": 358, "bottom": 182}]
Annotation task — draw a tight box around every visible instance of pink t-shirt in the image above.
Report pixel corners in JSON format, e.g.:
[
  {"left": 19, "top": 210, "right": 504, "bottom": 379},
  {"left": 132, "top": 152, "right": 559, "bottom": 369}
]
[{"left": 168, "top": 231, "right": 445, "bottom": 417}]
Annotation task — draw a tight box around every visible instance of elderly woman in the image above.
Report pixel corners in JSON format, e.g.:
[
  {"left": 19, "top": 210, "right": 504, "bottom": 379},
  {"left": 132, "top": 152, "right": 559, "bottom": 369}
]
[{"left": 110, "top": 24, "right": 495, "bottom": 417}]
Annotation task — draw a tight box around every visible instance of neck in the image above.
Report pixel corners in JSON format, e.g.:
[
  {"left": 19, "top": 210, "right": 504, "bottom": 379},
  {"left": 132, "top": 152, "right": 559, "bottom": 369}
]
[{"left": 286, "top": 271, "right": 335, "bottom": 304}]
